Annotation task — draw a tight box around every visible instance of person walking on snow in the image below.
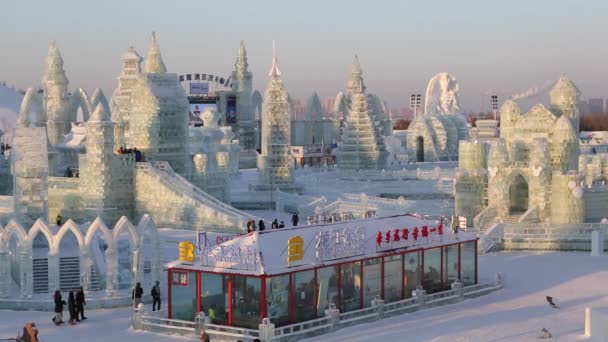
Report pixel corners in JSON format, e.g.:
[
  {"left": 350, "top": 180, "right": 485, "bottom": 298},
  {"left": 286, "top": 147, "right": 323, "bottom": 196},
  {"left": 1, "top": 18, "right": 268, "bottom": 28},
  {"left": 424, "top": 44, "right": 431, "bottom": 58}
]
[
  {"left": 68, "top": 291, "right": 77, "bottom": 325},
  {"left": 151, "top": 281, "right": 161, "bottom": 311},
  {"left": 52, "top": 290, "right": 66, "bottom": 325},
  {"left": 76, "top": 286, "right": 86, "bottom": 321},
  {"left": 56, "top": 213, "right": 62, "bottom": 226},
  {"left": 291, "top": 213, "right": 299, "bottom": 227},
  {"left": 132, "top": 282, "right": 143, "bottom": 308}
]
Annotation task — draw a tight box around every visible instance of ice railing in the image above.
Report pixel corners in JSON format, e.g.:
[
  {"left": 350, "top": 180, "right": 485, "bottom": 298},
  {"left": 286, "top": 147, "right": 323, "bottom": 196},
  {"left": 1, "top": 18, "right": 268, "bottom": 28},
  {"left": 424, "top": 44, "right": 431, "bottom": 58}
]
[
  {"left": 131, "top": 275, "right": 504, "bottom": 342},
  {"left": 504, "top": 222, "right": 608, "bottom": 239}
]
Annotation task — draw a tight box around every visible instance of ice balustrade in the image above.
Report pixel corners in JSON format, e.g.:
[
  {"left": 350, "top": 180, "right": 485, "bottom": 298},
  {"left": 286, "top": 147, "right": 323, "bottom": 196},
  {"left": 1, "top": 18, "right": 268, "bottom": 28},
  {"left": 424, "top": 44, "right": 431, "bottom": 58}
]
[{"left": 132, "top": 276, "right": 504, "bottom": 341}]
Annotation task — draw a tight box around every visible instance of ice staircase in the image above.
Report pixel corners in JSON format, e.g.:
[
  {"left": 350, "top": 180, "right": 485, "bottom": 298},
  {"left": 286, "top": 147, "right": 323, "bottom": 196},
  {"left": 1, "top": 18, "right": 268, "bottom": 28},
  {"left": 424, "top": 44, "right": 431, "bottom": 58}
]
[
  {"left": 136, "top": 162, "right": 257, "bottom": 229},
  {"left": 503, "top": 214, "right": 522, "bottom": 225},
  {"left": 32, "top": 258, "right": 48, "bottom": 294}
]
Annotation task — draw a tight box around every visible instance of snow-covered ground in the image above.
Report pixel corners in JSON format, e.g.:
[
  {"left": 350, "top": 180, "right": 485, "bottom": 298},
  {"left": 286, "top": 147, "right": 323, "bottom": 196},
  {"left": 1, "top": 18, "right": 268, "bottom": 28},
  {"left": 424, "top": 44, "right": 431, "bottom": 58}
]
[{"left": 1, "top": 251, "right": 605, "bottom": 341}]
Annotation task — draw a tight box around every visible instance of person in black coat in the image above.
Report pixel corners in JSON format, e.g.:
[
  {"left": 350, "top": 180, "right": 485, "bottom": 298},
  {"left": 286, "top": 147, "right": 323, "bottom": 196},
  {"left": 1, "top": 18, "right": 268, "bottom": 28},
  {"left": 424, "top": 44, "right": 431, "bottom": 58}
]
[
  {"left": 258, "top": 220, "right": 265, "bottom": 232},
  {"left": 151, "top": 281, "right": 161, "bottom": 312},
  {"left": 291, "top": 213, "right": 299, "bottom": 227},
  {"left": 76, "top": 286, "right": 87, "bottom": 321},
  {"left": 52, "top": 290, "right": 66, "bottom": 325},
  {"left": 67, "top": 291, "right": 77, "bottom": 325},
  {"left": 132, "top": 282, "right": 144, "bottom": 308}
]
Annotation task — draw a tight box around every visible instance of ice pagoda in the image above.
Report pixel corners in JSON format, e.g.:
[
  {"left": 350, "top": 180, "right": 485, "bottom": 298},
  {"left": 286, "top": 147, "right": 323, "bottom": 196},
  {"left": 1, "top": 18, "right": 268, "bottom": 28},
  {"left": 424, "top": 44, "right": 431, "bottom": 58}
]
[
  {"left": 256, "top": 46, "right": 296, "bottom": 191},
  {"left": 336, "top": 56, "right": 388, "bottom": 171}
]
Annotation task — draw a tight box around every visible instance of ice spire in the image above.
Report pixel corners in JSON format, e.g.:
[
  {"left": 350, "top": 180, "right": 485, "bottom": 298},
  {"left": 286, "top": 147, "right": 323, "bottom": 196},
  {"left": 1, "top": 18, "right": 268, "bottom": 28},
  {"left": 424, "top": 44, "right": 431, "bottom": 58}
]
[
  {"left": 43, "top": 40, "right": 68, "bottom": 86},
  {"left": 347, "top": 55, "right": 365, "bottom": 95},
  {"left": 235, "top": 40, "right": 249, "bottom": 72},
  {"left": 143, "top": 32, "right": 167, "bottom": 74},
  {"left": 268, "top": 40, "right": 282, "bottom": 77}
]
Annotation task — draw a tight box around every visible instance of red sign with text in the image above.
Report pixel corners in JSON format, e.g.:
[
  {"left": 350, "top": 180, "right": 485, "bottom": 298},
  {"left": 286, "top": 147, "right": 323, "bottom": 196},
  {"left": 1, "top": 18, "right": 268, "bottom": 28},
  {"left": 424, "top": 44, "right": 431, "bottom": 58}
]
[{"left": 172, "top": 270, "right": 189, "bottom": 287}]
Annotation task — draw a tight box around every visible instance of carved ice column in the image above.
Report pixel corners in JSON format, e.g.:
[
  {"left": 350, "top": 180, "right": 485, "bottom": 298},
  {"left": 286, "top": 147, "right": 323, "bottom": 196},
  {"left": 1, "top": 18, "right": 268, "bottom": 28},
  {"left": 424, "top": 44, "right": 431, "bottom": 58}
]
[
  {"left": 47, "top": 252, "right": 60, "bottom": 293},
  {"left": 80, "top": 250, "right": 92, "bottom": 293},
  {"left": 0, "top": 251, "right": 9, "bottom": 297},
  {"left": 20, "top": 251, "right": 33, "bottom": 299},
  {"left": 105, "top": 248, "right": 117, "bottom": 297},
  {"left": 132, "top": 247, "right": 141, "bottom": 287}
]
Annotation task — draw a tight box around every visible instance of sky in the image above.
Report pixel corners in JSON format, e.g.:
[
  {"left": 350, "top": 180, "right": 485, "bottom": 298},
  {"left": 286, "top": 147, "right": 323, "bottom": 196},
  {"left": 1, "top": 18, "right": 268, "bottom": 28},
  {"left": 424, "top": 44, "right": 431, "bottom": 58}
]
[{"left": 0, "top": 0, "right": 606, "bottom": 112}]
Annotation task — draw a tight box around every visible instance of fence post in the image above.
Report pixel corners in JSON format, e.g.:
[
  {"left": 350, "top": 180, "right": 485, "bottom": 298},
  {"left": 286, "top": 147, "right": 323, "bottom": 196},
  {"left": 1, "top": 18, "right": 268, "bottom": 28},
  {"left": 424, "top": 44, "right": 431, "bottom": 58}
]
[
  {"left": 324, "top": 303, "right": 340, "bottom": 331},
  {"left": 495, "top": 272, "right": 504, "bottom": 287},
  {"left": 371, "top": 296, "right": 385, "bottom": 319},
  {"left": 194, "top": 312, "right": 208, "bottom": 337},
  {"left": 413, "top": 286, "right": 426, "bottom": 309},
  {"left": 259, "top": 317, "right": 275, "bottom": 342},
  {"left": 451, "top": 280, "right": 464, "bottom": 301},
  {"left": 131, "top": 303, "right": 144, "bottom": 330}
]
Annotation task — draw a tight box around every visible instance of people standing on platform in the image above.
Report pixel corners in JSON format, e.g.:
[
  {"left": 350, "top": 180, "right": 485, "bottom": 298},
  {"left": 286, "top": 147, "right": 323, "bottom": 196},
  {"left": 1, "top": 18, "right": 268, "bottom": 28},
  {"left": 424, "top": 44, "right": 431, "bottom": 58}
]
[
  {"left": 56, "top": 213, "right": 62, "bottom": 226},
  {"left": 52, "top": 290, "right": 66, "bottom": 325},
  {"left": 258, "top": 220, "right": 266, "bottom": 232},
  {"left": 76, "top": 286, "right": 87, "bottom": 321},
  {"left": 247, "top": 220, "right": 255, "bottom": 233},
  {"left": 151, "top": 281, "right": 161, "bottom": 312},
  {"left": 279, "top": 221, "right": 285, "bottom": 228},
  {"left": 291, "top": 213, "right": 299, "bottom": 227},
  {"left": 67, "top": 291, "right": 77, "bottom": 325},
  {"left": 132, "top": 282, "right": 143, "bottom": 308},
  {"left": 271, "top": 219, "right": 278, "bottom": 229}
]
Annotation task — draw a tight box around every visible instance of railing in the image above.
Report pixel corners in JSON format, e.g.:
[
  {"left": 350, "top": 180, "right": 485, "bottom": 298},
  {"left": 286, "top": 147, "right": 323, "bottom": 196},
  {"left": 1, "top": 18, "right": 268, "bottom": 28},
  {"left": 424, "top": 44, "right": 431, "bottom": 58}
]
[
  {"left": 132, "top": 277, "right": 504, "bottom": 342},
  {"left": 474, "top": 207, "right": 497, "bottom": 231},
  {"left": 478, "top": 223, "right": 504, "bottom": 254}
]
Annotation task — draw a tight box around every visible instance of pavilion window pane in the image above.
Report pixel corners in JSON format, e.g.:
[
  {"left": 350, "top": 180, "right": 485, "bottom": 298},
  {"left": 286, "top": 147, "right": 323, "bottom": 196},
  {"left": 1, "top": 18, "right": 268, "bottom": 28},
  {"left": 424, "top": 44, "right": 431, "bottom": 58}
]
[
  {"left": 201, "top": 273, "right": 228, "bottom": 325},
  {"left": 266, "top": 275, "right": 290, "bottom": 326},
  {"left": 443, "top": 245, "right": 459, "bottom": 290},
  {"left": 383, "top": 255, "right": 402, "bottom": 302},
  {"left": 461, "top": 241, "right": 476, "bottom": 286},
  {"left": 231, "top": 276, "right": 261, "bottom": 328},
  {"left": 404, "top": 251, "right": 422, "bottom": 298},
  {"left": 423, "top": 248, "right": 441, "bottom": 294},
  {"left": 363, "top": 258, "right": 382, "bottom": 307},
  {"left": 340, "top": 261, "right": 361, "bottom": 312},
  {"left": 293, "top": 270, "right": 315, "bottom": 322},
  {"left": 316, "top": 266, "right": 339, "bottom": 317},
  {"left": 170, "top": 271, "right": 197, "bottom": 321}
]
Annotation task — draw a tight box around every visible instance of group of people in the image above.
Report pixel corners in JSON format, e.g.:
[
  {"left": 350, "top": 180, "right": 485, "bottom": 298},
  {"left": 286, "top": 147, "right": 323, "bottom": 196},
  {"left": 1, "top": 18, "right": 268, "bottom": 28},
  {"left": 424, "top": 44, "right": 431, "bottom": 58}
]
[
  {"left": 116, "top": 146, "right": 143, "bottom": 162},
  {"left": 0, "top": 142, "right": 11, "bottom": 156},
  {"left": 52, "top": 287, "right": 86, "bottom": 326},
  {"left": 132, "top": 281, "right": 162, "bottom": 312},
  {"left": 246, "top": 213, "right": 300, "bottom": 233},
  {"left": 64, "top": 167, "right": 79, "bottom": 178}
]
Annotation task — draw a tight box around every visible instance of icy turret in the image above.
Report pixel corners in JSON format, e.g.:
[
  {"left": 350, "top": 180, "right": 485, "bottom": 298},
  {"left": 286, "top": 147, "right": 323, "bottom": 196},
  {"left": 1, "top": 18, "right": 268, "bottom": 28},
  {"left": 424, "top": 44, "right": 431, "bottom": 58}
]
[
  {"left": 128, "top": 33, "right": 190, "bottom": 175},
  {"left": 552, "top": 115, "right": 579, "bottom": 173},
  {"left": 551, "top": 172, "right": 585, "bottom": 225},
  {"left": 550, "top": 75, "right": 580, "bottom": 132},
  {"left": 529, "top": 138, "right": 552, "bottom": 220},
  {"left": 257, "top": 46, "right": 294, "bottom": 189},
  {"left": 499, "top": 100, "right": 521, "bottom": 157},
  {"left": 143, "top": 32, "right": 166, "bottom": 74},
  {"left": 80, "top": 93, "right": 117, "bottom": 221},
  {"left": 230, "top": 41, "right": 256, "bottom": 149},
  {"left": 455, "top": 141, "right": 487, "bottom": 225},
  {"left": 337, "top": 56, "right": 388, "bottom": 171},
  {"left": 110, "top": 45, "right": 142, "bottom": 148},
  {"left": 43, "top": 41, "right": 71, "bottom": 145}
]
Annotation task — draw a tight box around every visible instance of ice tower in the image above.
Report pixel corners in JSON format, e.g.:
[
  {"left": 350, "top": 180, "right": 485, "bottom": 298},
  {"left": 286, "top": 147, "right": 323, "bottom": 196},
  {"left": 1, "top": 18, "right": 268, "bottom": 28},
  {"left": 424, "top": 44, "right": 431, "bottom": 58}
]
[
  {"left": 231, "top": 41, "right": 257, "bottom": 150},
  {"left": 257, "top": 45, "right": 294, "bottom": 189},
  {"left": 43, "top": 41, "right": 71, "bottom": 145},
  {"left": 336, "top": 56, "right": 387, "bottom": 171},
  {"left": 110, "top": 45, "right": 142, "bottom": 148}
]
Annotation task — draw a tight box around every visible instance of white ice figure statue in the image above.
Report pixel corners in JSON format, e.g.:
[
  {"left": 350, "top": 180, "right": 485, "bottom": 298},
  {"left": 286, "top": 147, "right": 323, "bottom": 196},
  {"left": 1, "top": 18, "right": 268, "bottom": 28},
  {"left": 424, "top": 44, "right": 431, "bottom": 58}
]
[{"left": 424, "top": 72, "right": 461, "bottom": 115}]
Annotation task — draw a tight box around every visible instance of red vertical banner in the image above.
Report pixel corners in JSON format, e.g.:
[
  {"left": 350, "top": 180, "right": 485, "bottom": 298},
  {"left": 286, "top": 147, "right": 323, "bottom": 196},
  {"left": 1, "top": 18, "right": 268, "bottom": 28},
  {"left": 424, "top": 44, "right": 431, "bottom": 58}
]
[
  {"left": 440, "top": 247, "right": 444, "bottom": 290},
  {"left": 288, "top": 273, "right": 294, "bottom": 324},
  {"left": 359, "top": 262, "right": 364, "bottom": 310},
  {"left": 167, "top": 269, "right": 172, "bottom": 319},
  {"left": 260, "top": 276, "right": 267, "bottom": 320},
  {"left": 474, "top": 240, "right": 479, "bottom": 284},
  {"left": 228, "top": 276, "right": 233, "bottom": 326},
  {"left": 420, "top": 251, "right": 425, "bottom": 289},
  {"left": 196, "top": 272, "right": 201, "bottom": 314},
  {"left": 401, "top": 254, "right": 405, "bottom": 300},
  {"left": 337, "top": 264, "right": 342, "bottom": 312},
  {"left": 313, "top": 269, "right": 318, "bottom": 319},
  {"left": 380, "top": 256, "right": 385, "bottom": 300},
  {"left": 458, "top": 243, "right": 462, "bottom": 282}
]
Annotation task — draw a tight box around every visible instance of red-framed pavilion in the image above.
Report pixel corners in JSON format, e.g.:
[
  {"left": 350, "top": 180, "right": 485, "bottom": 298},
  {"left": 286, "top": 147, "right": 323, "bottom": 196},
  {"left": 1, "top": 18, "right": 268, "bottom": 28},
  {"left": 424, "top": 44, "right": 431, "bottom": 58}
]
[{"left": 166, "top": 214, "right": 478, "bottom": 328}]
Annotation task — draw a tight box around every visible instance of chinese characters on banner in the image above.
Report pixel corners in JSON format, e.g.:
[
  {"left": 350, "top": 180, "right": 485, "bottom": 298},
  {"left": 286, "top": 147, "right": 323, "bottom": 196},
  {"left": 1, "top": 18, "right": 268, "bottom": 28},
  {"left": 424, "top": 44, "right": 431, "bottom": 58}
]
[
  {"left": 375, "top": 222, "right": 444, "bottom": 252},
  {"left": 315, "top": 226, "right": 366, "bottom": 262},
  {"left": 172, "top": 270, "right": 189, "bottom": 287}
]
